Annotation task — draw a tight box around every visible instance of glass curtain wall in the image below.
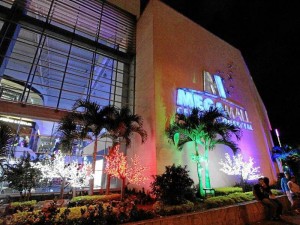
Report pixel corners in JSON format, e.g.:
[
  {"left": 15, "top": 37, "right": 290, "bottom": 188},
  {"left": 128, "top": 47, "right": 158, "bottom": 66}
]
[
  {"left": 0, "top": 0, "right": 136, "bottom": 110},
  {"left": 0, "top": 0, "right": 136, "bottom": 190}
]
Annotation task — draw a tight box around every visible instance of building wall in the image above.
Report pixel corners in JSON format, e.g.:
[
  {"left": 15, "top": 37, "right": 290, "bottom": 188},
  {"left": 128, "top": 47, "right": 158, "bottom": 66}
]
[
  {"left": 108, "top": 0, "right": 140, "bottom": 17},
  {"left": 134, "top": 0, "right": 277, "bottom": 189}
]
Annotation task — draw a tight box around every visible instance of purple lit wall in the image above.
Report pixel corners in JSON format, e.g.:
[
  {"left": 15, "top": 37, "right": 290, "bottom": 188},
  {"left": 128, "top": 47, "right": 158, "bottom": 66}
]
[{"left": 133, "top": 1, "right": 278, "bottom": 190}]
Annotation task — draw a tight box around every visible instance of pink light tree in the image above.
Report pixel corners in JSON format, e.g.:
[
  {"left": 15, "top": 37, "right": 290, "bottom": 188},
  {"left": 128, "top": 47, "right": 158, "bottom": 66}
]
[{"left": 104, "top": 145, "right": 148, "bottom": 199}]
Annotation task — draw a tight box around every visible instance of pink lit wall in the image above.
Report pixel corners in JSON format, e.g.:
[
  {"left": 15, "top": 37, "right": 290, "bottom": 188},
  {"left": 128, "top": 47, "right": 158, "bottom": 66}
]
[{"left": 133, "top": 0, "right": 278, "bottom": 190}]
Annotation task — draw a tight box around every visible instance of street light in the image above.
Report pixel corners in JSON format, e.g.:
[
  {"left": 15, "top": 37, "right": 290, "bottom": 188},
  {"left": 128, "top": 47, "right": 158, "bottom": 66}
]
[{"left": 275, "top": 128, "right": 282, "bottom": 147}]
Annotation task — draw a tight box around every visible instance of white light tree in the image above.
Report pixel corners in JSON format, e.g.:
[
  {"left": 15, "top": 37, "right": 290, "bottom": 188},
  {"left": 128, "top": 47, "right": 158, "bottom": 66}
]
[
  {"left": 33, "top": 151, "right": 93, "bottom": 198},
  {"left": 219, "top": 153, "right": 262, "bottom": 192}
]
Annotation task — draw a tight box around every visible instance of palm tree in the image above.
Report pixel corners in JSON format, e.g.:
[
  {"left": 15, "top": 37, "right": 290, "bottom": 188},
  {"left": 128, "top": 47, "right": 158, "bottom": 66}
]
[
  {"left": 0, "top": 122, "right": 14, "bottom": 165},
  {"left": 58, "top": 100, "right": 147, "bottom": 196},
  {"left": 56, "top": 113, "right": 87, "bottom": 198},
  {"left": 166, "top": 107, "right": 241, "bottom": 197},
  {"left": 0, "top": 122, "right": 14, "bottom": 193},
  {"left": 71, "top": 100, "right": 117, "bottom": 195},
  {"left": 102, "top": 106, "right": 147, "bottom": 197}
]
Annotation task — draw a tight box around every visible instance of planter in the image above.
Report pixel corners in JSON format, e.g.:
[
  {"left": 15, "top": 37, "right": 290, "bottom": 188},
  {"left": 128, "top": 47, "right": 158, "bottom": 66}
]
[{"left": 127, "top": 196, "right": 290, "bottom": 225}]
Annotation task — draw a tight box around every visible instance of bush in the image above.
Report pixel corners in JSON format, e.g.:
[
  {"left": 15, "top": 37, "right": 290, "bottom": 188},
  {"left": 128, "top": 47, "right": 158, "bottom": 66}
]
[
  {"left": 4, "top": 200, "right": 37, "bottom": 215},
  {"left": 68, "top": 194, "right": 121, "bottom": 207},
  {"left": 204, "top": 192, "right": 254, "bottom": 209},
  {"left": 153, "top": 200, "right": 194, "bottom": 216},
  {"left": 11, "top": 200, "right": 37, "bottom": 208},
  {"left": 215, "top": 187, "right": 243, "bottom": 196},
  {"left": 151, "top": 164, "right": 194, "bottom": 205}
]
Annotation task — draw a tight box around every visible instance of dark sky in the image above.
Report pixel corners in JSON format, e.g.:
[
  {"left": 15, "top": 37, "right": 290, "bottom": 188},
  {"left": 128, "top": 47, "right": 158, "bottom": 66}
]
[{"left": 157, "top": 0, "right": 300, "bottom": 147}]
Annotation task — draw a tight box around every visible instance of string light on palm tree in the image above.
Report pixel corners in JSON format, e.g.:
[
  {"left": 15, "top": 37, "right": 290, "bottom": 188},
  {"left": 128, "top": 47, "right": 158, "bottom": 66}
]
[{"left": 275, "top": 128, "right": 282, "bottom": 147}]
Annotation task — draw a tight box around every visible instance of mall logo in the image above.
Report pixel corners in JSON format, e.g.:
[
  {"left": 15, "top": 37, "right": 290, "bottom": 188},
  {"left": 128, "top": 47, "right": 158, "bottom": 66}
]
[{"left": 176, "top": 71, "right": 253, "bottom": 131}]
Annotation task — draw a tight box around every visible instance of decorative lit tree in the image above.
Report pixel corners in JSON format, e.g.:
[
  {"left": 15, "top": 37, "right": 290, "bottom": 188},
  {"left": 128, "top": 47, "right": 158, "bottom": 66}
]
[
  {"left": 166, "top": 107, "right": 241, "bottom": 197},
  {"left": 73, "top": 100, "right": 147, "bottom": 194},
  {"left": 219, "top": 153, "right": 261, "bottom": 191},
  {"left": 70, "top": 100, "right": 116, "bottom": 195},
  {"left": 104, "top": 145, "right": 148, "bottom": 199},
  {"left": 101, "top": 106, "right": 147, "bottom": 195},
  {"left": 59, "top": 100, "right": 147, "bottom": 195},
  {"left": 33, "top": 151, "right": 93, "bottom": 198}
]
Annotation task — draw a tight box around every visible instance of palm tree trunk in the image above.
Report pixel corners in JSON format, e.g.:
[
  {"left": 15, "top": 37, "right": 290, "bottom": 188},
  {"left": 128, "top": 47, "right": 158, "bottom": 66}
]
[
  {"left": 195, "top": 142, "right": 205, "bottom": 197},
  {"left": 204, "top": 146, "right": 211, "bottom": 189},
  {"left": 89, "top": 136, "right": 98, "bottom": 195},
  {"left": 105, "top": 144, "right": 118, "bottom": 195},
  {"left": 197, "top": 162, "right": 204, "bottom": 197}
]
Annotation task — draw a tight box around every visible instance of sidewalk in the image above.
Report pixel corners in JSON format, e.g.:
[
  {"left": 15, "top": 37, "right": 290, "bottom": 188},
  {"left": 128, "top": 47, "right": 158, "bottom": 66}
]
[{"left": 250, "top": 213, "right": 300, "bottom": 225}]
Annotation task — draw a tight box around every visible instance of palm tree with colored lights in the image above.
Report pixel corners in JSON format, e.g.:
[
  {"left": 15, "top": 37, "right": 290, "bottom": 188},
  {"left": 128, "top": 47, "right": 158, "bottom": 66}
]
[
  {"left": 64, "top": 100, "right": 147, "bottom": 195},
  {"left": 56, "top": 113, "right": 89, "bottom": 198},
  {"left": 71, "top": 100, "right": 116, "bottom": 195},
  {"left": 102, "top": 106, "right": 147, "bottom": 195},
  {"left": 166, "top": 107, "right": 241, "bottom": 197}
]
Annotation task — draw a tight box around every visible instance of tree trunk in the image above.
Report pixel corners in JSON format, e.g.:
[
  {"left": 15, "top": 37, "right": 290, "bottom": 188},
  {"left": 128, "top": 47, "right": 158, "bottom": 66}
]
[
  {"left": 105, "top": 174, "right": 111, "bottom": 195},
  {"left": 204, "top": 146, "right": 211, "bottom": 189},
  {"left": 60, "top": 177, "right": 66, "bottom": 199},
  {"left": 197, "top": 162, "right": 204, "bottom": 197},
  {"left": 121, "top": 177, "right": 126, "bottom": 199},
  {"left": 195, "top": 142, "right": 205, "bottom": 197},
  {"left": 89, "top": 136, "right": 98, "bottom": 195},
  {"left": 105, "top": 144, "right": 118, "bottom": 195},
  {"left": 72, "top": 187, "right": 76, "bottom": 198}
]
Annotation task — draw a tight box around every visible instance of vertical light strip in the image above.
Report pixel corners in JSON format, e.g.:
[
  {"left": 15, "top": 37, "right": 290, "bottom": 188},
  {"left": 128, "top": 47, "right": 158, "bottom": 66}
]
[{"left": 214, "top": 75, "right": 227, "bottom": 99}]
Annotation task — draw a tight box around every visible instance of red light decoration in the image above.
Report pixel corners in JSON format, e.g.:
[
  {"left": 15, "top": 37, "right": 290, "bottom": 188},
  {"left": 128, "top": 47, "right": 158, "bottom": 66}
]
[{"left": 105, "top": 145, "right": 148, "bottom": 185}]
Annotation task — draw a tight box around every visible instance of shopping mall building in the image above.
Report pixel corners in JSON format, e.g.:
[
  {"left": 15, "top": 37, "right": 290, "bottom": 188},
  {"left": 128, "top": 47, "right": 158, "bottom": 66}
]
[{"left": 0, "top": 0, "right": 278, "bottom": 190}]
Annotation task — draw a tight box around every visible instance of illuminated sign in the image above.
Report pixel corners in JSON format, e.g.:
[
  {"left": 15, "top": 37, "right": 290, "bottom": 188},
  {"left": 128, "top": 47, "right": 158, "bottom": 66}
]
[
  {"left": 0, "top": 117, "right": 33, "bottom": 127},
  {"left": 176, "top": 88, "right": 253, "bottom": 131}
]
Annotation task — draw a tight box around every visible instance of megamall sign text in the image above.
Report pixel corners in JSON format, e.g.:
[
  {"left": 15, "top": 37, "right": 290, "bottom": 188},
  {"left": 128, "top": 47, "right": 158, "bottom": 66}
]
[{"left": 176, "top": 88, "right": 253, "bottom": 131}]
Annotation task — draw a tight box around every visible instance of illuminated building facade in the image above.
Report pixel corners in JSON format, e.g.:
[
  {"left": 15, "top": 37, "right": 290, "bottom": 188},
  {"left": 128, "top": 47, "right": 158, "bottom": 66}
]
[{"left": 0, "top": 0, "right": 277, "bottom": 190}]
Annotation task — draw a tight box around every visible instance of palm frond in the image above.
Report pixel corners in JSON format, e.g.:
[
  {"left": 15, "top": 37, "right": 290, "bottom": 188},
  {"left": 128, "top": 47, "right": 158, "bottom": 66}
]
[{"left": 0, "top": 122, "right": 15, "bottom": 158}]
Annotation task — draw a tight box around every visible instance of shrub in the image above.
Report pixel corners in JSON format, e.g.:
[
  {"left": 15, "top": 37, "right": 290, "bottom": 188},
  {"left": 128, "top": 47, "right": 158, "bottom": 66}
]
[
  {"left": 68, "top": 193, "right": 121, "bottom": 207},
  {"left": 204, "top": 191, "right": 255, "bottom": 209},
  {"left": 153, "top": 200, "right": 194, "bottom": 216},
  {"left": 11, "top": 200, "right": 37, "bottom": 208},
  {"left": 4, "top": 200, "right": 37, "bottom": 215},
  {"left": 151, "top": 164, "right": 194, "bottom": 205},
  {"left": 215, "top": 187, "right": 243, "bottom": 196}
]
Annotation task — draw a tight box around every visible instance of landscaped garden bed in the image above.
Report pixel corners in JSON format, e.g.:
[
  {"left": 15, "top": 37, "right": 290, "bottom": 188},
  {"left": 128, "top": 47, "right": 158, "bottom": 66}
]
[{"left": 0, "top": 187, "right": 284, "bottom": 225}]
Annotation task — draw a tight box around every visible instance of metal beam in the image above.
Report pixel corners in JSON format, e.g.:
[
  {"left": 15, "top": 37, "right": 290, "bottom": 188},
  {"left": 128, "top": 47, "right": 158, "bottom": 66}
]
[{"left": 0, "top": 100, "right": 68, "bottom": 122}]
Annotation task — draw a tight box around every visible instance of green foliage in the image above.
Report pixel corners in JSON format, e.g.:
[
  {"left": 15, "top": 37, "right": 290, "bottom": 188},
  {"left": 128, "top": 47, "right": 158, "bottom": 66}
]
[
  {"left": 165, "top": 107, "right": 242, "bottom": 197},
  {"left": 4, "top": 200, "right": 37, "bottom": 216},
  {"left": 8, "top": 199, "right": 155, "bottom": 225},
  {"left": 1, "top": 154, "right": 42, "bottom": 200},
  {"left": 11, "top": 200, "right": 37, "bottom": 208},
  {"left": 204, "top": 191, "right": 255, "bottom": 209},
  {"left": 0, "top": 122, "right": 14, "bottom": 162},
  {"left": 214, "top": 187, "right": 243, "bottom": 196},
  {"left": 151, "top": 164, "right": 195, "bottom": 205},
  {"left": 69, "top": 193, "right": 121, "bottom": 207},
  {"left": 153, "top": 200, "right": 194, "bottom": 216},
  {"left": 271, "top": 189, "right": 283, "bottom": 196}
]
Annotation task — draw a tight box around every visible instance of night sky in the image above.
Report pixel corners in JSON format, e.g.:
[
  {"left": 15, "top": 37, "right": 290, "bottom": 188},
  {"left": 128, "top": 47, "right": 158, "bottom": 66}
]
[{"left": 154, "top": 0, "right": 300, "bottom": 147}]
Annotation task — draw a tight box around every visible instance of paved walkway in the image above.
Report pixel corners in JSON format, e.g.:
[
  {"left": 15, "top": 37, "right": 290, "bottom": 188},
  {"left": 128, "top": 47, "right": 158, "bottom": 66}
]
[{"left": 250, "top": 212, "right": 300, "bottom": 225}]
